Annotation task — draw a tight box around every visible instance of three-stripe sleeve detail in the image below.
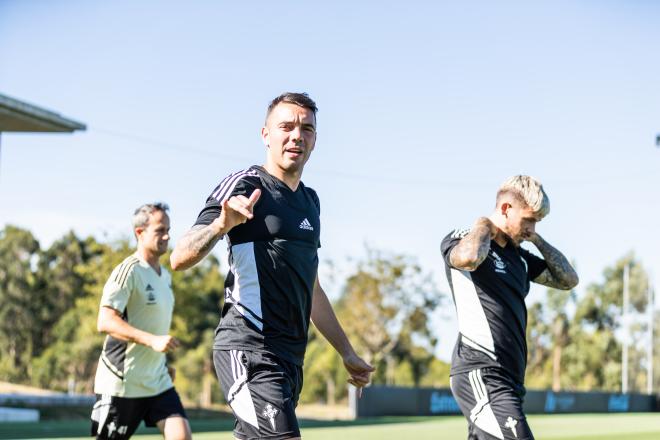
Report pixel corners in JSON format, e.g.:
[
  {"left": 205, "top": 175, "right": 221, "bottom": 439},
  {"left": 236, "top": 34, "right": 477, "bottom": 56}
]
[
  {"left": 211, "top": 169, "right": 259, "bottom": 203},
  {"left": 113, "top": 257, "right": 139, "bottom": 288}
]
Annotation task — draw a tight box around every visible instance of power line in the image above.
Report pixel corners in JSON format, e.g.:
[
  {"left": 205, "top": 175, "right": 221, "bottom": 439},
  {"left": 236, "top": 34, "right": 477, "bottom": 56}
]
[
  {"left": 90, "top": 125, "right": 659, "bottom": 188},
  {"left": 92, "top": 126, "right": 252, "bottom": 162}
]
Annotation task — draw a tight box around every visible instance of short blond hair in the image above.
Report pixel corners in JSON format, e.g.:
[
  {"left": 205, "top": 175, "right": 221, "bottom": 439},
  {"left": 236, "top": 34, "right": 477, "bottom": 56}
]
[{"left": 496, "top": 175, "right": 550, "bottom": 218}]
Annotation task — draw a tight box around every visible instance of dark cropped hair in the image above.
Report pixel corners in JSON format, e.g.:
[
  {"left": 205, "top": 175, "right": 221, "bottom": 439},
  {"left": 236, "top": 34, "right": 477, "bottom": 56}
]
[{"left": 265, "top": 92, "right": 318, "bottom": 122}]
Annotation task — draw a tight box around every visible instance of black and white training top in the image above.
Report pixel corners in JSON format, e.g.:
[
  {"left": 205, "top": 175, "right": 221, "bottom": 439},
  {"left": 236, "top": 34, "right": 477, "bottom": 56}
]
[
  {"left": 194, "top": 165, "right": 321, "bottom": 366},
  {"left": 441, "top": 228, "right": 547, "bottom": 385}
]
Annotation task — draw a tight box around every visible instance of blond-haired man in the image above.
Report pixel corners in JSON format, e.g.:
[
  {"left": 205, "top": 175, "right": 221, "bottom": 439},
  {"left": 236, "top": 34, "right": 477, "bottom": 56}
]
[{"left": 441, "top": 176, "right": 578, "bottom": 440}]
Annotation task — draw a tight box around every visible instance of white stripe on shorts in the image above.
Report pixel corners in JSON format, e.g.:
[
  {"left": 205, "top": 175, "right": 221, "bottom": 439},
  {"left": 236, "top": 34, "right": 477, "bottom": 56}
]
[{"left": 467, "top": 369, "right": 504, "bottom": 439}]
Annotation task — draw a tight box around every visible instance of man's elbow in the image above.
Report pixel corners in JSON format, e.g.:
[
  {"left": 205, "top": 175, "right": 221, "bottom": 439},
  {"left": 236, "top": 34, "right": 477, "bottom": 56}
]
[
  {"left": 169, "top": 250, "right": 186, "bottom": 271},
  {"left": 449, "top": 249, "right": 484, "bottom": 272},
  {"left": 566, "top": 273, "right": 579, "bottom": 290},
  {"left": 555, "top": 273, "right": 579, "bottom": 291},
  {"left": 97, "top": 317, "right": 108, "bottom": 334},
  {"left": 456, "top": 261, "right": 480, "bottom": 272},
  {"left": 451, "top": 255, "right": 481, "bottom": 272}
]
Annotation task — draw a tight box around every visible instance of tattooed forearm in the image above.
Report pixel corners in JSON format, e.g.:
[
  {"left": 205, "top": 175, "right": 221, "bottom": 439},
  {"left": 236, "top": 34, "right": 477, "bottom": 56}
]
[
  {"left": 449, "top": 217, "right": 494, "bottom": 271},
  {"left": 530, "top": 234, "right": 579, "bottom": 290},
  {"left": 170, "top": 224, "right": 223, "bottom": 271}
]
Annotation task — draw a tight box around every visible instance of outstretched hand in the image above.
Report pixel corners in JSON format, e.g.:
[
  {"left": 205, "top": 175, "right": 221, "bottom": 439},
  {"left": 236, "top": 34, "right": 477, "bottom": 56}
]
[
  {"left": 343, "top": 352, "right": 375, "bottom": 396},
  {"left": 220, "top": 189, "right": 261, "bottom": 232}
]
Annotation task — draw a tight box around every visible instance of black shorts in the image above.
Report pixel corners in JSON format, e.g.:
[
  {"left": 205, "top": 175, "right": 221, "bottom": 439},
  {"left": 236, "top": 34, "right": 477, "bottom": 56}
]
[
  {"left": 214, "top": 349, "right": 303, "bottom": 440},
  {"left": 90, "top": 387, "right": 186, "bottom": 439},
  {"left": 450, "top": 368, "right": 534, "bottom": 440}
]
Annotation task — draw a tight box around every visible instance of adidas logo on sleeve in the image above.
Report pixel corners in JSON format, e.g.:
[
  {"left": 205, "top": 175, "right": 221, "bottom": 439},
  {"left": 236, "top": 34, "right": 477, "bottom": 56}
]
[{"left": 299, "top": 218, "right": 314, "bottom": 231}]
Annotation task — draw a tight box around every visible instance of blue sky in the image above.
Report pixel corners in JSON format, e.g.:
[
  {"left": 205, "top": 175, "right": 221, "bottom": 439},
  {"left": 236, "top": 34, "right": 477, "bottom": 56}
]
[{"left": 1, "top": 1, "right": 659, "bottom": 360}]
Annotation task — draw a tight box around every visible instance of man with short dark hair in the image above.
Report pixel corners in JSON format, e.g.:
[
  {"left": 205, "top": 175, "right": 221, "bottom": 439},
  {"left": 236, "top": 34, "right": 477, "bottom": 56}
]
[
  {"left": 441, "top": 176, "right": 578, "bottom": 440},
  {"left": 91, "top": 203, "right": 191, "bottom": 440},
  {"left": 171, "top": 92, "right": 373, "bottom": 440}
]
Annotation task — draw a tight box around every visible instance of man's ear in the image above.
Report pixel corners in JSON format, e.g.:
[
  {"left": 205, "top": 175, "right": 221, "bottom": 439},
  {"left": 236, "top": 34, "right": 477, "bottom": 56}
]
[
  {"left": 261, "top": 126, "right": 269, "bottom": 148},
  {"left": 134, "top": 227, "right": 144, "bottom": 239},
  {"left": 500, "top": 202, "right": 512, "bottom": 217}
]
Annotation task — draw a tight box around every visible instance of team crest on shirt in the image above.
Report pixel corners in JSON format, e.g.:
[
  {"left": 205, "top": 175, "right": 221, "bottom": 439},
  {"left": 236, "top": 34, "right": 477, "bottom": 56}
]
[
  {"left": 490, "top": 251, "right": 507, "bottom": 274},
  {"left": 262, "top": 403, "right": 279, "bottom": 430},
  {"left": 145, "top": 284, "right": 157, "bottom": 304}
]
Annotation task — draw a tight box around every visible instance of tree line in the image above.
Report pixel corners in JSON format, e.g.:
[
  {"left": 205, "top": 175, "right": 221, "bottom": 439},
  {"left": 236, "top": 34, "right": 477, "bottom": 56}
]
[
  {"left": 526, "top": 254, "right": 659, "bottom": 393},
  {"left": 0, "top": 225, "right": 657, "bottom": 407}
]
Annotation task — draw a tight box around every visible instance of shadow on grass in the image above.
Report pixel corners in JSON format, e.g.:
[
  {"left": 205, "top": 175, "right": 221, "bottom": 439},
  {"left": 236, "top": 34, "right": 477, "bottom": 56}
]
[
  {"left": 299, "top": 416, "right": 438, "bottom": 429},
  {"left": 0, "top": 416, "right": 439, "bottom": 439}
]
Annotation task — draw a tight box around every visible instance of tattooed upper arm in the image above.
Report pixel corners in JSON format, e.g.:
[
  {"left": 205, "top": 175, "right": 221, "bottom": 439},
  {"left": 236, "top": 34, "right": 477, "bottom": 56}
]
[
  {"left": 449, "top": 225, "right": 492, "bottom": 271},
  {"left": 185, "top": 224, "right": 206, "bottom": 235},
  {"left": 170, "top": 223, "right": 223, "bottom": 271}
]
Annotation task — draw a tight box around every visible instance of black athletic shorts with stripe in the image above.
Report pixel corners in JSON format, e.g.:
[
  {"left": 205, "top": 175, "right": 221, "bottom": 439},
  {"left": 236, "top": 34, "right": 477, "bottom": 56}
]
[
  {"left": 450, "top": 368, "right": 534, "bottom": 440},
  {"left": 90, "top": 387, "right": 186, "bottom": 439},
  {"left": 214, "top": 349, "right": 303, "bottom": 440}
]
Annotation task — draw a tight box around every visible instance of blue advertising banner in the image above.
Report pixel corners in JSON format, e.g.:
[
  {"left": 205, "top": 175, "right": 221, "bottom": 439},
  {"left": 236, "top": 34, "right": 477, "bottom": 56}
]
[{"left": 351, "top": 386, "right": 658, "bottom": 418}]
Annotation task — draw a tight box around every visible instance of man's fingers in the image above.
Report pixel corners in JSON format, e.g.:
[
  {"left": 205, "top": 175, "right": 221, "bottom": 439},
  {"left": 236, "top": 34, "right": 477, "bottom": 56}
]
[
  {"left": 247, "top": 189, "right": 261, "bottom": 208},
  {"left": 234, "top": 195, "right": 251, "bottom": 205},
  {"left": 223, "top": 191, "right": 260, "bottom": 222},
  {"left": 347, "top": 359, "right": 375, "bottom": 374},
  {"left": 354, "top": 373, "right": 370, "bottom": 382},
  {"left": 361, "top": 363, "right": 375, "bottom": 373},
  {"left": 166, "top": 337, "right": 180, "bottom": 351},
  {"left": 348, "top": 373, "right": 370, "bottom": 386},
  {"left": 226, "top": 198, "right": 254, "bottom": 220}
]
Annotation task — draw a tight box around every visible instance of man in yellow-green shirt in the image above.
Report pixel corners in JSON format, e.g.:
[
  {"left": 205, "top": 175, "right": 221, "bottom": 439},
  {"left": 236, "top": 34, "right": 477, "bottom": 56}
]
[{"left": 91, "top": 203, "right": 191, "bottom": 440}]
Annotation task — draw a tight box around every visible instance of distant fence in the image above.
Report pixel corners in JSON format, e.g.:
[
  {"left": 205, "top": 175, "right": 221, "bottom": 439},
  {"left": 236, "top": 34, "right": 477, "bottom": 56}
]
[
  {"left": 0, "top": 407, "right": 39, "bottom": 422},
  {"left": 0, "top": 393, "right": 95, "bottom": 407},
  {"left": 349, "top": 386, "right": 659, "bottom": 418},
  {"left": 0, "top": 394, "right": 95, "bottom": 423}
]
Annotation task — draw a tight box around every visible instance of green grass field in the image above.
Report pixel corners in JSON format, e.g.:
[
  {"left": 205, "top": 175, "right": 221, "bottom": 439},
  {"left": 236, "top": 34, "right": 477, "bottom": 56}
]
[{"left": 2, "top": 413, "right": 660, "bottom": 439}]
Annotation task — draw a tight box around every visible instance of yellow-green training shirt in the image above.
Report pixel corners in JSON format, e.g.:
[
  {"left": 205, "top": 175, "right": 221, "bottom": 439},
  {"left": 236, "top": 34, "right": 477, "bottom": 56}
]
[{"left": 93, "top": 253, "right": 174, "bottom": 398}]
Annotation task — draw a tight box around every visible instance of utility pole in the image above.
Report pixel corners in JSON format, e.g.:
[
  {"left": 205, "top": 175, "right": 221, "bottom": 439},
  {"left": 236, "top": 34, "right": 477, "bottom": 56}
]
[
  {"left": 622, "top": 263, "right": 630, "bottom": 394},
  {"left": 648, "top": 284, "right": 655, "bottom": 395}
]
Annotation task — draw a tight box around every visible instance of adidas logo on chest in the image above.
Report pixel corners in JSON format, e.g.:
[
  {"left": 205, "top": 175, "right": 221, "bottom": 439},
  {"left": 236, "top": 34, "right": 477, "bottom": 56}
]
[{"left": 299, "top": 218, "right": 314, "bottom": 231}]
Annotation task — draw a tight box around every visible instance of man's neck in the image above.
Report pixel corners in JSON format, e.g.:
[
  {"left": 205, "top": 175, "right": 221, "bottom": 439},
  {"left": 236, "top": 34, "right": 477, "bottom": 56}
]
[
  {"left": 263, "top": 163, "right": 302, "bottom": 191},
  {"left": 488, "top": 214, "right": 510, "bottom": 248},
  {"left": 137, "top": 247, "right": 161, "bottom": 274}
]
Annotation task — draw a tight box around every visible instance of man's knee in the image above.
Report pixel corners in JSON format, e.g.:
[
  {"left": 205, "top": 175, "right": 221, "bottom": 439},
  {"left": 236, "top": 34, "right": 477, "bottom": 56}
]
[{"left": 158, "top": 416, "right": 191, "bottom": 440}]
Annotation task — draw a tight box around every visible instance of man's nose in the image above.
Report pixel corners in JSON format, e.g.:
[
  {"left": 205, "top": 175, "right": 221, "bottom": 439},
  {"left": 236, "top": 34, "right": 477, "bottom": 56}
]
[{"left": 290, "top": 126, "right": 304, "bottom": 143}]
